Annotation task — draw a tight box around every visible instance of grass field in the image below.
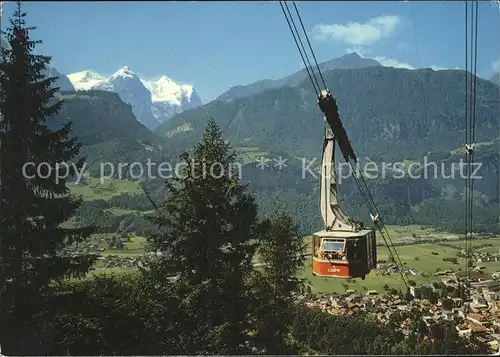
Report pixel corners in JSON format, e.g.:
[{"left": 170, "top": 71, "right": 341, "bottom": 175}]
[
  {"left": 62, "top": 165, "right": 496, "bottom": 293},
  {"left": 382, "top": 224, "right": 460, "bottom": 243},
  {"left": 69, "top": 173, "right": 142, "bottom": 201},
  {"left": 301, "top": 236, "right": 500, "bottom": 294},
  {"left": 104, "top": 208, "right": 141, "bottom": 216},
  {"left": 89, "top": 234, "right": 147, "bottom": 255},
  {"left": 234, "top": 147, "right": 269, "bottom": 165}
]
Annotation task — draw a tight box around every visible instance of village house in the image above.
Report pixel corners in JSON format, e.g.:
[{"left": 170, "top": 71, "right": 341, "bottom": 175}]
[
  {"left": 491, "top": 300, "right": 500, "bottom": 312},
  {"left": 472, "top": 294, "right": 488, "bottom": 305},
  {"left": 472, "top": 280, "right": 500, "bottom": 292},
  {"left": 484, "top": 290, "right": 500, "bottom": 302},
  {"left": 452, "top": 297, "right": 464, "bottom": 308},
  {"left": 471, "top": 295, "right": 489, "bottom": 310},
  {"left": 364, "top": 299, "right": 376, "bottom": 309},
  {"left": 422, "top": 316, "right": 434, "bottom": 327},
  {"left": 469, "top": 323, "right": 488, "bottom": 336},
  {"left": 486, "top": 339, "right": 498, "bottom": 353},
  {"left": 410, "top": 285, "right": 433, "bottom": 299},
  {"left": 492, "top": 319, "right": 500, "bottom": 331},
  {"left": 345, "top": 293, "right": 362, "bottom": 304},
  {"left": 467, "top": 313, "right": 491, "bottom": 327},
  {"left": 456, "top": 323, "right": 472, "bottom": 338}
]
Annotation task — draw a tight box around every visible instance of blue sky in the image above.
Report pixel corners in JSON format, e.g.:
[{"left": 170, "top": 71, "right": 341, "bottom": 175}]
[{"left": 1, "top": 1, "right": 500, "bottom": 102}]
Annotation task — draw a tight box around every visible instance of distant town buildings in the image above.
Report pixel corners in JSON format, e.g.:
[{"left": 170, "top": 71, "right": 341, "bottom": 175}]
[{"left": 301, "top": 272, "right": 500, "bottom": 354}]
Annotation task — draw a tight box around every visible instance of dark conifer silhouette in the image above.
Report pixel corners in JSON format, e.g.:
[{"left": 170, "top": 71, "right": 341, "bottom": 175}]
[
  {"left": 252, "top": 204, "right": 307, "bottom": 353},
  {"left": 147, "top": 118, "right": 260, "bottom": 354},
  {"left": 0, "top": 3, "right": 93, "bottom": 353}
]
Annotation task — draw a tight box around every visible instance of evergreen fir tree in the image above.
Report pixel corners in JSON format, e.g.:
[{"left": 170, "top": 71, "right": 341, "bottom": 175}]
[
  {"left": 252, "top": 203, "right": 307, "bottom": 354},
  {"left": 147, "top": 118, "right": 260, "bottom": 354},
  {"left": 0, "top": 3, "right": 94, "bottom": 353}
]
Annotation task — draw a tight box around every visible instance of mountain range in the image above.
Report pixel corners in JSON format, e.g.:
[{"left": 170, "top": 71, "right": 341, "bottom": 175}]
[
  {"left": 157, "top": 65, "right": 500, "bottom": 163},
  {"left": 65, "top": 53, "right": 378, "bottom": 130},
  {"left": 216, "top": 52, "right": 382, "bottom": 102},
  {"left": 67, "top": 67, "right": 202, "bottom": 130},
  {"left": 2, "top": 35, "right": 202, "bottom": 130}
]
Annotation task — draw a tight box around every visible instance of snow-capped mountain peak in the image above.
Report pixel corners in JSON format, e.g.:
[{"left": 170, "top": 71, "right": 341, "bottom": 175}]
[
  {"left": 67, "top": 70, "right": 105, "bottom": 90},
  {"left": 111, "top": 66, "right": 137, "bottom": 79},
  {"left": 140, "top": 75, "right": 202, "bottom": 123},
  {"left": 141, "top": 75, "right": 196, "bottom": 106},
  {"left": 67, "top": 66, "right": 202, "bottom": 130}
]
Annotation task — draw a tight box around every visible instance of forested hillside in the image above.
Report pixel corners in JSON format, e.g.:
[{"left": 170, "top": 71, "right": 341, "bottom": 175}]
[
  {"left": 49, "top": 90, "right": 180, "bottom": 177},
  {"left": 28, "top": 46, "right": 499, "bottom": 237},
  {"left": 156, "top": 67, "right": 499, "bottom": 161},
  {"left": 50, "top": 91, "right": 153, "bottom": 146}
]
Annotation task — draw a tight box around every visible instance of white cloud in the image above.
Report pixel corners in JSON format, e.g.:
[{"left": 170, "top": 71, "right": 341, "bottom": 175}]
[
  {"left": 430, "top": 65, "right": 447, "bottom": 71},
  {"left": 492, "top": 58, "right": 500, "bottom": 73},
  {"left": 491, "top": 1, "right": 500, "bottom": 13},
  {"left": 373, "top": 56, "right": 415, "bottom": 70},
  {"left": 312, "top": 15, "right": 400, "bottom": 46}
]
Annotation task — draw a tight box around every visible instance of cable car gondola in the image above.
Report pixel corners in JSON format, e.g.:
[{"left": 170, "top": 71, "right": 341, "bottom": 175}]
[{"left": 312, "top": 231, "right": 376, "bottom": 280}]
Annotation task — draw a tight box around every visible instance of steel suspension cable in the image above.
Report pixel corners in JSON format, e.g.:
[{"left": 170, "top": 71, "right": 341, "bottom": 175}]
[
  {"left": 464, "top": 0, "right": 470, "bottom": 290},
  {"left": 279, "top": 1, "right": 320, "bottom": 96},
  {"left": 283, "top": 2, "right": 323, "bottom": 94},
  {"left": 469, "top": 0, "right": 479, "bottom": 252},
  {"left": 347, "top": 158, "right": 409, "bottom": 288},
  {"left": 465, "top": 0, "right": 473, "bottom": 302},
  {"left": 410, "top": 3, "right": 430, "bottom": 134},
  {"left": 292, "top": 1, "right": 327, "bottom": 90},
  {"left": 463, "top": 0, "right": 479, "bottom": 304},
  {"left": 282, "top": 2, "right": 322, "bottom": 93}
]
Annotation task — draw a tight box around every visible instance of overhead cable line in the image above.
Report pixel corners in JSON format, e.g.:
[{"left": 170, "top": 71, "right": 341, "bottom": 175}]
[
  {"left": 463, "top": 0, "right": 479, "bottom": 307},
  {"left": 279, "top": 1, "right": 320, "bottom": 96},
  {"left": 464, "top": 0, "right": 470, "bottom": 290},
  {"left": 291, "top": 1, "right": 327, "bottom": 90},
  {"left": 410, "top": 2, "right": 430, "bottom": 141}
]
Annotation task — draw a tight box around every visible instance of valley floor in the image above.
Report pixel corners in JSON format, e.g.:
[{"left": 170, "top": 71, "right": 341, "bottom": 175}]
[{"left": 85, "top": 228, "right": 500, "bottom": 295}]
